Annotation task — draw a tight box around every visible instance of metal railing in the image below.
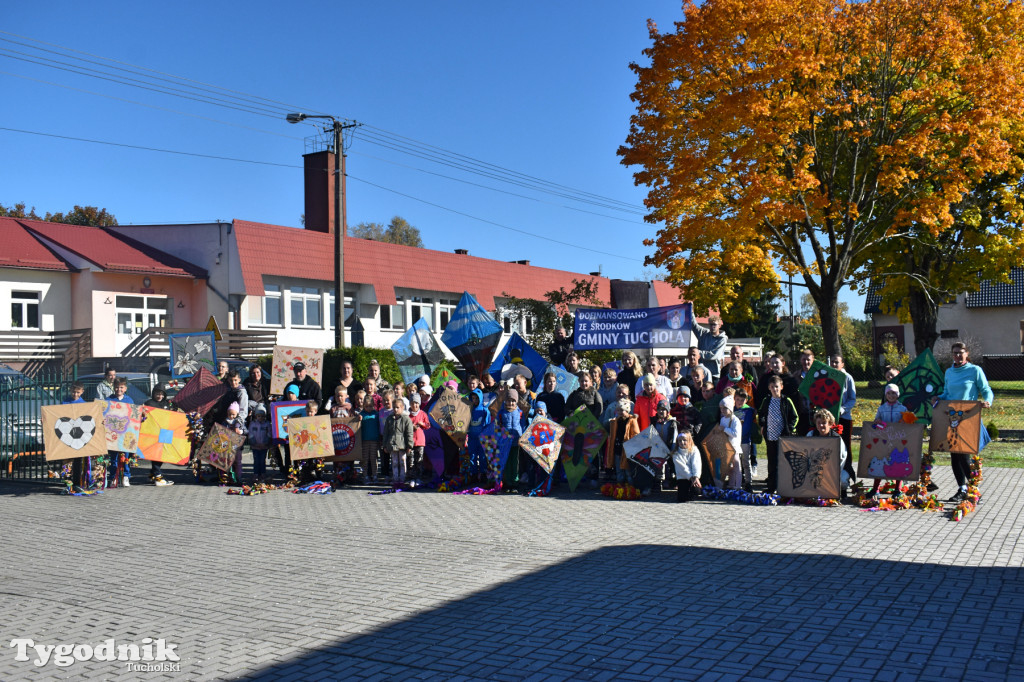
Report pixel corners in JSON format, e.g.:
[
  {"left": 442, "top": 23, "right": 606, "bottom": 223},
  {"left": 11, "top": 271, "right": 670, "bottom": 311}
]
[
  {"left": 121, "top": 327, "right": 278, "bottom": 361},
  {"left": 0, "top": 329, "right": 91, "bottom": 375},
  {"left": 0, "top": 366, "right": 73, "bottom": 481}
]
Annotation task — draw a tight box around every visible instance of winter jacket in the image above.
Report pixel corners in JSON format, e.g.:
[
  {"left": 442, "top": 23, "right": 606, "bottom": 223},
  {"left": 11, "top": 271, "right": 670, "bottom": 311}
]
[{"left": 383, "top": 411, "right": 415, "bottom": 453}]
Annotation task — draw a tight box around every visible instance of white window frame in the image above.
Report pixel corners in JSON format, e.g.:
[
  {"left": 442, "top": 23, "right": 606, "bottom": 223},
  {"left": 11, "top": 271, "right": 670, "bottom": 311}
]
[
  {"left": 409, "top": 296, "right": 434, "bottom": 327},
  {"left": 261, "top": 284, "right": 283, "bottom": 326},
  {"left": 289, "top": 286, "right": 322, "bottom": 328},
  {"left": 328, "top": 289, "right": 357, "bottom": 330},
  {"left": 11, "top": 290, "right": 41, "bottom": 330},
  {"left": 438, "top": 298, "right": 458, "bottom": 331},
  {"left": 380, "top": 295, "right": 406, "bottom": 330}
]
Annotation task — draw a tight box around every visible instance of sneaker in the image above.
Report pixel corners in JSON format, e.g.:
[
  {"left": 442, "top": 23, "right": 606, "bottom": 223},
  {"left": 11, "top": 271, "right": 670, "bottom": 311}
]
[
  {"left": 154, "top": 477, "right": 174, "bottom": 487},
  {"left": 948, "top": 490, "right": 965, "bottom": 503},
  {"left": 927, "top": 482, "right": 939, "bottom": 492},
  {"left": 123, "top": 476, "right": 131, "bottom": 487},
  {"left": 751, "top": 464, "right": 759, "bottom": 477}
]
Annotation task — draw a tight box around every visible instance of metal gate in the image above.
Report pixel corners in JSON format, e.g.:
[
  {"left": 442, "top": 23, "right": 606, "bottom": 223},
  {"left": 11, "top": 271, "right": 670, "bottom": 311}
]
[{"left": 0, "top": 367, "right": 75, "bottom": 481}]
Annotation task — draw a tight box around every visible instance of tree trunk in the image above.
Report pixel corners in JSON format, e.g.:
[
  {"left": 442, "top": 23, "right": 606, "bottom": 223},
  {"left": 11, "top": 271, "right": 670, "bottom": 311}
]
[
  {"left": 907, "top": 287, "right": 940, "bottom": 355},
  {"left": 811, "top": 285, "right": 843, "bottom": 359}
]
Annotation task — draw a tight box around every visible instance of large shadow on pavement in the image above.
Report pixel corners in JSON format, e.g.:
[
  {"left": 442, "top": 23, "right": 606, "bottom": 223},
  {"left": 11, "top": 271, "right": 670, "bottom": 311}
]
[{"left": 243, "top": 544, "right": 1023, "bottom": 680}]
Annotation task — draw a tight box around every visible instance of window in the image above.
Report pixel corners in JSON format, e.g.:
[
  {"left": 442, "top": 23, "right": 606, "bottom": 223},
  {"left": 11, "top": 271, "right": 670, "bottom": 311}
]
[
  {"left": 328, "top": 290, "right": 356, "bottom": 330},
  {"left": 115, "top": 295, "right": 144, "bottom": 309},
  {"left": 290, "top": 286, "right": 321, "bottom": 327},
  {"left": 525, "top": 316, "right": 535, "bottom": 335},
  {"left": 438, "top": 298, "right": 458, "bottom": 330},
  {"left": 410, "top": 296, "right": 433, "bottom": 326},
  {"left": 380, "top": 296, "right": 406, "bottom": 330},
  {"left": 11, "top": 291, "right": 40, "bottom": 329},
  {"left": 940, "top": 329, "right": 959, "bottom": 339},
  {"left": 503, "top": 315, "right": 512, "bottom": 334},
  {"left": 263, "top": 284, "right": 282, "bottom": 325}
]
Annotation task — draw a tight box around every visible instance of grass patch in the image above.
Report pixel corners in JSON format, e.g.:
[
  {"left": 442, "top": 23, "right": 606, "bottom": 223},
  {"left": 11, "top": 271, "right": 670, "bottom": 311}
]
[
  {"left": 850, "top": 441, "right": 1024, "bottom": 469},
  {"left": 853, "top": 380, "right": 1024, "bottom": 435}
]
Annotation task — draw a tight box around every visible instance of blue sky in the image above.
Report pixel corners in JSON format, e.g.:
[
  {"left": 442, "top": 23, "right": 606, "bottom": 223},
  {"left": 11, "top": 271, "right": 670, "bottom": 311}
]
[{"left": 1, "top": 0, "right": 867, "bottom": 320}]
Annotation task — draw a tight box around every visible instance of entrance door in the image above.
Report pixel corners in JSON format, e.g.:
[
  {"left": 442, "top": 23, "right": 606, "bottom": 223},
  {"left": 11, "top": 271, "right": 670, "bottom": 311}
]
[{"left": 114, "top": 295, "right": 168, "bottom": 354}]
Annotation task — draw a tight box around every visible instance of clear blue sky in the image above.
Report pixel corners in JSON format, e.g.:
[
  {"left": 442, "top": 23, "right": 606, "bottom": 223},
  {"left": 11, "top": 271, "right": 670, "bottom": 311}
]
[{"left": 1, "top": 0, "right": 867, "bottom": 320}]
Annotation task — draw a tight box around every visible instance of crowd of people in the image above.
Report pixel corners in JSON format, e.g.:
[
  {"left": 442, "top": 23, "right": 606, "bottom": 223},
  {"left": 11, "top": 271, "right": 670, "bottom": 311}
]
[{"left": 76, "top": 316, "right": 994, "bottom": 504}]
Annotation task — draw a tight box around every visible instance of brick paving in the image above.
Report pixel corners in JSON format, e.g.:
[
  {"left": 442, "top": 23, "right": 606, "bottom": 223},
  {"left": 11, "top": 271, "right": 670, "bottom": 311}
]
[{"left": 0, "top": 464, "right": 1022, "bottom": 681}]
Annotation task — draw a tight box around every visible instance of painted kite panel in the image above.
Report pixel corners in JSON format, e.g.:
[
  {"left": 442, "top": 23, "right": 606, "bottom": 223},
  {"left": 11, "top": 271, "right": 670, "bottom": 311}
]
[
  {"left": 479, "top": 422, "right": 515, "bottom": 478},
  {"left": 545, "top": 364, "right": 579, "bottom": 401},
  {"left": 329, "top": 416, "right": 363, "bottom": 462},
  {"left": 270, "top": 345, "right": 325, "bottom": 395},
  {"left": 137, "top": 406, "right": 191, "bottom": 465},
  {"left": 430, "top": 387, "right": 472, "bottom": 445},
  {"left": 391, "top": 318, "right": 445, "bottom": 385},
  {"left": 100, "top": 400, "right": 144, "bottom": 454},
  {"left": 441, "top": 291, "right": 503, "bottom": 380},
  {"left": 489, "top": 333, "right": 549, "bottom": 390},
  {"left": 778, "top": 436, "right": 842, "bottom": 499},
  {"left": 798, "top": 360, "right": 846, "bottom": 421},
  {"left": 41, "top": 402, "right": 108, "bottom": 461},
  {"left": 894, "top": 349, "right": 944, "bottom": 424},
  {"left": 929, "top": 400, "right": 983, "bottom": 454},
  {"left": 700, "top": 424, "right": 737, "bottom": 473},
  {"left": 623, "top": 426, "right": 672, "bottom": 478},
  {"left": 287, "top": 415, "right": 334, "bottom": 461},
  {"left": 858, "top": 421, "right": 924, "bottom": 480},
  {"left": 172, "top": 366, "right": 228, "bottom": 416},
  {"left": 560, "top": 405, "right": 608, "bottom": 492},
  {"left": 270, "top": 400, "right": 308, "bottom": 442},
  {"left": 198, "top": 423, "right": 244, "bottom": 472},
  {"left": 519, "top": 418, "right": 565, "bottom": 474},
  {"left": 169, "top": 331, "right": 217, "bottom": 379}
]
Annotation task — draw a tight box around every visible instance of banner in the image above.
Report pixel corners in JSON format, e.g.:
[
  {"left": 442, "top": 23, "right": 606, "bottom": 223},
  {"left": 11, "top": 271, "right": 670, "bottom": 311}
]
[{"left": 573, "top": 304, "right": 693, "bottom": 350}]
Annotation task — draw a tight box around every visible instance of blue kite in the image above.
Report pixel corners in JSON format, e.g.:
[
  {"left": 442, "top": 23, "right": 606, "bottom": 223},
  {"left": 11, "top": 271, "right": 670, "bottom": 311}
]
[
  {"left": 441, "top": 292, "right": 503, "bottom": 380},
  {"left": 488, "top": 332, "right": 549, "bottom": 391},
  {"left": 391, "top": 317, "right": 446, "bottom": 385}
]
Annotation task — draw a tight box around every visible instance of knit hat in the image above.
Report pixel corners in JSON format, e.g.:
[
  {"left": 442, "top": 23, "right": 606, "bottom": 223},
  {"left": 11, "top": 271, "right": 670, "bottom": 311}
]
[
  {"left": 617, "top": 398, "right": 633, "bottom": 414},
  {"left": 720, "top": 396, "right": 734, "bottom": 412},
  {"left": 444, "top": 380, "right": 458, "bottom": 391},
  {"left": 255, "top": 403, "right": 267, "bottom": 415},
  {"left": 677, "top": 386, "right": 691, "bottom": 397},
  {"left": 657, "top": 399, "right": 670, "bottom": 412},
  {"left": 643, "top": 373, "right": 656, "bottom": 386},
  {"left": 418, "top": 374, "right": 431, "bottom": 386},
  {"left": 506, "top": 388, "right": 519, "bottom": 402},
  {"left": 534, "top": 400, "right": 547, "bottom": 414},
  {"left": 227, "top": 401, "right": 240, "bottom": 413},
  {"left": 885, "top": 383, "right": 900, "bottom": 396},
  {"left": 410, "top": 392, "right": 422, "bottom": 404}
]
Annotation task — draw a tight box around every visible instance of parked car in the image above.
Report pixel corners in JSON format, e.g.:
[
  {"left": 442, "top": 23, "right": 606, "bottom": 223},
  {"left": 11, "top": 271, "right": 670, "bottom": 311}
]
[
  {"left": 0, "top": 365, "right": 58, "bottom": 471},
  {"left": 76, "top": 372, "right": 157, "bottom": 404},
  {"left": 156, "top": 358, "right": 253, "bottom": 398}
]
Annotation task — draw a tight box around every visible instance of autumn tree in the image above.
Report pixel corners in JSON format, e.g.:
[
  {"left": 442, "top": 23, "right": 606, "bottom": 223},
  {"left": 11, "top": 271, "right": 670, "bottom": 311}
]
[
  {"left": 1, "top": 202, "right": 117, "bottom": 226},
  {"left": 619, "top": 0, "right": 1024, "bottom": 358},
  {"left": 351, "top": 215, "right": 423, "bottom": 247}
]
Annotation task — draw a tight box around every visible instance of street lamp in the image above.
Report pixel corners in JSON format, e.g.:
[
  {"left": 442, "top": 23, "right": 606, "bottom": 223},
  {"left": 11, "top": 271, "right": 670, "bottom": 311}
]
[{"left": 286, "top": 113, "right": 358, "bottom": 349}]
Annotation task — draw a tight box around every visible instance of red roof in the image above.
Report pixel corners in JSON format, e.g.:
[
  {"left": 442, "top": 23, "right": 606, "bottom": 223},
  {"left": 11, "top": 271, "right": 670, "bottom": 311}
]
[
  {"left": 0, "top": 217, "right": 74, "bottom": 271},
  {"left": 233, "top": 220, "right": 614, "bottom": 309},
  {"left": 19, "top": 219, "right": 205, "bottom": 278}
]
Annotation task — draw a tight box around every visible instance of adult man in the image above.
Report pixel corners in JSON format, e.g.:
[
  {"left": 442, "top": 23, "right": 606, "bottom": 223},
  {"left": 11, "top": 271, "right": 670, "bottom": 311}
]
[
  {"left": 548, "top": 326, "right": 574, "bottom": 368},
  {"left": 96, "top": 367, "right": 116, "bottom": 401},
  {"left": 680, "top": 347, "right": 703, "bottom": 378},
  {"left": 216, "top": 360, "right": 230, "bottom": 382},
  {"left": 634, "top": 355, "right": 673, "bottom": 400},
  {"left": 829, "top": 354, "right": 857, "bottom": 484},
  {"left": 291, "top": 361, "right": 322, "bottom": 404},
  {"left": 933, "top": 342, "right": 994, "bottom": 502},
  {"left": 691, "top": 315, "right": 728, "bottom": 381},
  {"left": 793, "top": 349, "right": 817, "bottom": 435}
]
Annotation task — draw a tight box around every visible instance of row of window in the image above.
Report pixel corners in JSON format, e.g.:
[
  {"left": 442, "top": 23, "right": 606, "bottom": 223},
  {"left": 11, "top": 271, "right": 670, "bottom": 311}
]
[{"left": 11, "top": 291, "right": 39, "bottom": 329}]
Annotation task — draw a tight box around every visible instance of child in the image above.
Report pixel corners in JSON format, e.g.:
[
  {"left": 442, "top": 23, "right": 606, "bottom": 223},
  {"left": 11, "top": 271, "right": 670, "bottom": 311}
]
[
  {"left": 733, "top": 389, "right": 759, "bottom": 492},
  {"left": 604, "top": 399, "right": 639, "bottom": 483},
  {"left": 467, "top": 388, "right": 491, "bottom": 479},
  {"left": 808, "top": 408, "right": 850, "bottom": 494},
  {"left": 672, "top": 429, "right": 702, "bottom": 502},
  {"left": 408, "top": 393, "right": 430, "bottom": 486},
  {"left": 757, "top": 375, "right": 799, "bottom": 495},
  {"left": 62, "top": 382, "right": 86, "bottom": 486},
  {"left": 328, "top": 386, "right": 351, "bottom": 418},
  {"left": 718, "top": 395, "right": 742, "bottom": 489},
  {"left": 382, "top": 398, "right": 414, "bottom": 486},
  {"left": 378, "top": 390, "right": 395, "bottom": 481},
  {"left": 652, "top": 400, "right": 678, "bottom": 491},
  {"left": 532, "top": 401, "right": 548, "bottom": 421},
  {"left": 64, "top": 381, "right": 85, "bottom": 404},
  {"left": 869, "top": 384, "right": 910, "bottom": 499},
  {"left": 359, "top": 393, "right": 381, "bottom": 482},
  {"left": 107, "top": 377, "right": 134, "bottom": 488},
  {"left": 221, "top": 401, "right": 247, "bottom": 483},
  {"left": 496, "top": 388, "right": 525, "bottom": 490},
  {"left": 143, "top": 385, "right": 175, "bottom": 487},
  {"left": 248, "top": 404, "right": 272, "bottom": 482}
]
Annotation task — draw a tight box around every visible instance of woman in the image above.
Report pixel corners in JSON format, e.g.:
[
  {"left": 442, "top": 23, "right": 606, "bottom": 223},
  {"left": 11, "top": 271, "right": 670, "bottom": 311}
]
[
  {"left": 617, "top": 351, "right": 641, "bottom": 401},
  {"left": 366, "top": 358, "right": 391, "bottom": 395},
  {"left": 754, "top": 354, "right": 800, "bottom": 416},
  {"left": 327, "top": 360, "right": 363, "bottom": 413},
  {"left": 242, "top": 364, "right": 270, "bottom": 418}
]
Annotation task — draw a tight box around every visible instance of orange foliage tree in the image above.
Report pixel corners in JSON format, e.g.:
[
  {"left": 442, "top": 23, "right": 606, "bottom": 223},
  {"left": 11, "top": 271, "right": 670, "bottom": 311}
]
[{"left": 619, "top": 0, "right": 1024, "bottom": 357}]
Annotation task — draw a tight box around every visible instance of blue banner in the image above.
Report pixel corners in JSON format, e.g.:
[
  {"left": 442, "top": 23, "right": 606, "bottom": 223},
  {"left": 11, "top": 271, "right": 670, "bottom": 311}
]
[{"left": 573, "top": 304, "right": 693, "bottom": 350}]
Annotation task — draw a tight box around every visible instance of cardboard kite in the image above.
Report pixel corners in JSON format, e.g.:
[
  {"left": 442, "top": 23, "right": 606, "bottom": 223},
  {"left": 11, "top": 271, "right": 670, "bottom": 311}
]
[
  {"left": 893, "top": 349, "right": 944, "bottom": 424},
  {"left": 431, "top": 367, "right": 463, "bottom": 391},
  {"left": 198, "top": 423, "right": 245, "bottom": 472},
  {"left": 623, "top": 426, "right": 672, "bottom": 478},
  {"left": 478, "top": 422, "right": 516, "bottom": 479},
  {"left": 270, "top": 345, "right": 325, "bottom": 395},
  {"left": 799, "top": 360, "right": 847, "bottom": 421},
  {"left": 560, "top": 405, "right": 608, "bottom": 492},
  {"left": 430, "top": 387, "right": 473, "bottom": 445},
  {"left": 330, "top": 416, "right": 362, "bottom": 462},
  {"left": 441, "top": 291, "right": 504, "bottom": 380},
  {"left": 100, "top": 400, "right": 144, "bottom": 453},
  {"left": 391, "top": 317, "right": 445, "bottom": 385},
  {"left": 858, "top": 421, "right": 925, "bottom": 480},
  {"left": 489, "top": 333, "right": 549, "bottom": 391},
  {"left": 42, "top": 402, "right": 108, "bottom": 461},
  {"left": 701, "top": 424, "right": 737, "bottom": 483},
  {"left": 136, "top": 406, "right": 191, "bottom": 465},
  {"left": 519, "top": 418, "right": 565, "bottom": 474},
  {"left": 169, "top": 331, "right": 217, "bottom": 379},
  {"left": 778, "top": 436, "right": 842, "bottom": 499},
  {"left": 929, "top": 400, "right": 983, "bottom": 454},
  {"left": 545, "top": 364, "right": 580, "bottom": 401},
  {"left": 172, "top": 366, "right": 229, "bottom": 416},
  {"left": 270, "top": 400, "right": 308, "bottom": 443},
  {"left": 287, "top": 415, "right": 334, "bottom": 461}
]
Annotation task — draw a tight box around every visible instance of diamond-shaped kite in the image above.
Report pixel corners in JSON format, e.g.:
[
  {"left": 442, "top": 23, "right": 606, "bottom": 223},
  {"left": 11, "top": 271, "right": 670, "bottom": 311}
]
[
  {"left": 392, "top": 317, "right": 445, "bottom": 385},
  {"left": 198, "top": 423, "right": 245, "bottom": 472},
  {"left": 137, "top": 406, "right": 190, "bottom": 465},
  {"left": 441, "top": 291, "right": 503, "bottom": 381},
  {"left": 172, "top": 366, "right": 229, "bottom": 416},
  {"left": 894, "top": 349, "right": 944, "bottom": 424},
  {"left": 519, "top": 418, "right": 565, "bottom": 474},
  {"left": 560, "top": 405, "right": 608, "bottom": 492}
]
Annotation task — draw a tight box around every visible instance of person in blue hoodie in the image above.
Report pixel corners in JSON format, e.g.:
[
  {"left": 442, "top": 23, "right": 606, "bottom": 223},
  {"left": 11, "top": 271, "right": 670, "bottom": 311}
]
[
  {"left": 497, "top": 388, "right": 524, "bottom": 491},
  {"left": 467, "top": 388, "right": 491, "bottom": 481}
]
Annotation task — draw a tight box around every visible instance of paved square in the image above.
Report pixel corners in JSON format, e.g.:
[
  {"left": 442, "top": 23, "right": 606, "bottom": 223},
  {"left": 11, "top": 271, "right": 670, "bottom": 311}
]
[{"left": 1, "top": 464, "right": 1022, "bottom": 681}]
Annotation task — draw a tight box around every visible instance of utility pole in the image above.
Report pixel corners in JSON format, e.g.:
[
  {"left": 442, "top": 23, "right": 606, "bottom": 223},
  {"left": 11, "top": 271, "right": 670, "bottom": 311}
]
[{"left": 287, "top": 113, "right": 360, "bottom": 349}]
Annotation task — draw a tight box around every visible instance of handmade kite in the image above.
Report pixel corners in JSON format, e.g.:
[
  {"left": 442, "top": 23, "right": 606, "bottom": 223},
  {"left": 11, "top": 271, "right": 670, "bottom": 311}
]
[
  {"left": 431, "top": 367, "right": 462, "bottom": 391},
  {"left": 270, "top": 400, "right": 308, "bottom": 443},
  {"left": 42, "top": 402, "right": 108, "bottom": 461},
  {"left": 799, "top": 360, "right": 847, "bottom": 421},
  {"left": 100, "top": 400, "right": 144, "bottom": 453},
  {"left": 136, "top": 406, "right": 191, "bottom": 465},
  {"left": 545, "top": 364, "right": 580, "bottom": 401},
  {"left": 441, "top": 291, "right": 504, "bottom": 380},
  {"left": 858, "top": 421, "right": 925, "bottom": 480},
  {"left": 172, "top": 366, "right": 229, "bottom": 416},
  {"left": 169, "top": 331, "right": 217, "bottom": 379},
  {"left": 489, "top": 333, "right": 549, "bottom": 390},
  {"left": 519, "top": 418, "right": 565, "bottom": 474},
  {"left": 198, "top": 423, "right": 245, "bottom": 472},
  {"left": 391, "top": 317, "right": 445, "bottom": 385},
  {"left": 894, "top": 349, "right": 944, "bottom": 424},
  {"left": 287, "top": 415, "right": 334, "bottom": 461},
  {"left": 930, "top": 400, "right": 983, "bottom": 454},
  {"left": 623, "top": 426, "right": 672, "bottom": 478},
  {"left": 430, "top": 387, "right": 472, "bottom": 445},
  {"left": 478, "top": 422, "right": 515, "bottom": 479},
  {"left": 560, "top": 405, "right": 608, "bottom": 492},
  {"left": 701, "top": 424, "right": 737, "bottom": 485},
  {"left": 330, "top": 416, "right": 362, "bottom": 462},
  {"left": 778, "top": 436, "right": 842, "bottom": 499},
  {"left": 270, "top": 345, "right": 325, "bottom": 395}
]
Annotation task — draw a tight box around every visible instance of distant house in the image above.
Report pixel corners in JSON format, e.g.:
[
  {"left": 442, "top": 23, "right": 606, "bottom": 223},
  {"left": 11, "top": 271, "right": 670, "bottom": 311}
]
[{"left": 865, "top": 268, "right": 1024, "bottom": 359}]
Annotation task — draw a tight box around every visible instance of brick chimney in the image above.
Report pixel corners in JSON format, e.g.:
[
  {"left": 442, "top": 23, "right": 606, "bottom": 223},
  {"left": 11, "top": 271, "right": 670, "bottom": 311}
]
[{"left": 303, "top": 150, "right": 336, "bottom": 234}]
